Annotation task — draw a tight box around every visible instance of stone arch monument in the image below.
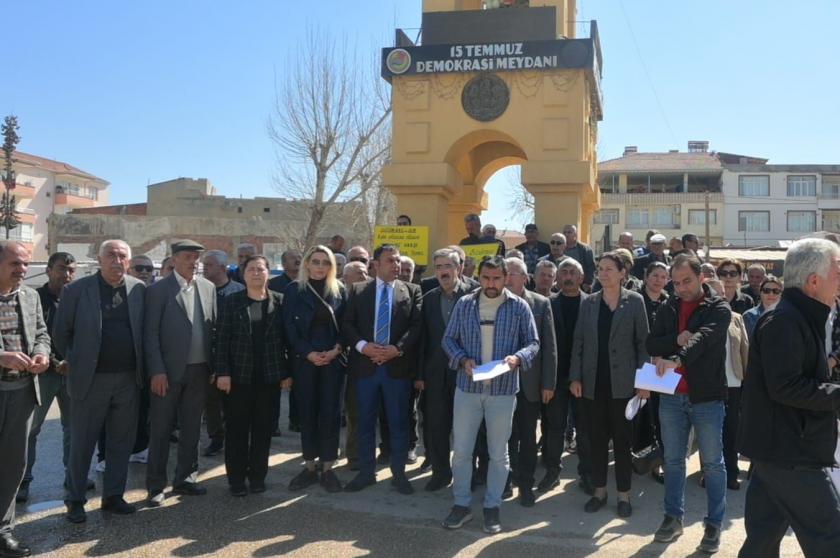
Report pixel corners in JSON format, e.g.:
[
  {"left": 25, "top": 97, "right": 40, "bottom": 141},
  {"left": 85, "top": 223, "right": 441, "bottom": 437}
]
[{"left": 381, "top": 0, "right": 603, "bottom": 251}]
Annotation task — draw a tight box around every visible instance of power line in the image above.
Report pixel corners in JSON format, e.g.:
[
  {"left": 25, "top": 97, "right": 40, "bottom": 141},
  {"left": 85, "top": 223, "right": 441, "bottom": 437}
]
[{"left": 618, "top": 0, "right": 678, "bottom": 146}]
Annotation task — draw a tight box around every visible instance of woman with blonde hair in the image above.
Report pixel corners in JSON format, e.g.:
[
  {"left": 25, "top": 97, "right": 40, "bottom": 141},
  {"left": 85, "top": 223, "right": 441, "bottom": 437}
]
[{"left": 283, "top": 245, "right": 349, "bottom": 492}]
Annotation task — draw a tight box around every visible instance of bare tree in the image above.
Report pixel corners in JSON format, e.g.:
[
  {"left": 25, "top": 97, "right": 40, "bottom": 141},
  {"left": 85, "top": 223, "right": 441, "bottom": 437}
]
[
  {"left": 505, "top": 166, "right": 534, "bottom": 226},
  {"left": 268, "top": 30, "right": 391, "bottom": 249}
]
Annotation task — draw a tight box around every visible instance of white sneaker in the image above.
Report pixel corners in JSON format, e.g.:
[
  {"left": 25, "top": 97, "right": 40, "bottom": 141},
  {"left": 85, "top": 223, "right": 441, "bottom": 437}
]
[
  {"left": 129, "top": 449, "right": 148, "bottom": 464},
  {"left": 95, "top": 460, "right": 107, "bottom": 472}
]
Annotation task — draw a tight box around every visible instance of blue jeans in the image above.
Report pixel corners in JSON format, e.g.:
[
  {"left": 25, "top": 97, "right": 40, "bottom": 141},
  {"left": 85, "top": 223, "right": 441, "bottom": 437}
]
[
  {"left": 659, "top": 394, "right": 726, "bottom": 527},
  {"left": 452, "top": 388, "right": 516, "bottom": 509}
]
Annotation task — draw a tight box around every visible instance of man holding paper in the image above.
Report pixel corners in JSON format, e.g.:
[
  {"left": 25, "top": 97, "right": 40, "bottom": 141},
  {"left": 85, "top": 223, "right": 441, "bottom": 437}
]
[
  {"left": 646, "top": 253, "right": 731, "bottom": 555},
  {"left": 440, "top": 256, "right": 539, "bottom": 534}
]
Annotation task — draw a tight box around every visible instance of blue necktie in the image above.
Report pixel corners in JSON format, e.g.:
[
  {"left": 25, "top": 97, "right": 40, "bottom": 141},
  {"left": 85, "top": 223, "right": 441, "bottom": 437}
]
[{"left": 375, "top": 283, "right": 391, "bottom": 345}]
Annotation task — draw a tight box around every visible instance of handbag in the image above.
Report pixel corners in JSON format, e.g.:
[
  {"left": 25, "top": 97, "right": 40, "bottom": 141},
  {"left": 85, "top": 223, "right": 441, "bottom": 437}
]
[{"left": 631, "top": 443, "right": 664, "bottom": 476}]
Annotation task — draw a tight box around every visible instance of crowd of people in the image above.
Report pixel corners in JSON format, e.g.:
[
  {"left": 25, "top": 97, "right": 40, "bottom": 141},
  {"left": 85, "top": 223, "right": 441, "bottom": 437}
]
[{"left": 0, "top": 210, "right": 839, "bottom": 557}]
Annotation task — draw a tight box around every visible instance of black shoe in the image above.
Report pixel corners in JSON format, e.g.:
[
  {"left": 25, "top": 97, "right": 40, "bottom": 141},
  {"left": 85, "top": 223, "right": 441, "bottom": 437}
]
[
  {"left": 289, "top": 469, "right": 319, "bottom": 491},
  {"left": 482, "top": 507, "right": 501, "bottom": 534},
  {"left": 65, "top": 502, "right": 87, "bottom": 524},
  {"left": 344, "top": 474, "right": 376, "bottom": 492},
  {"left": 519, "top": 487, "right": 536, "bottom": 507},
  {"left": 584, "top": 495, "right": 607, "bottom": 513},
  {"left": 391, "top": 475, "right": 414, "bottom": 495},
  {"left": 249, "top": 481, "right": 266, "bottom": 494},
  {"left": 102, "top": 496, "right": 136, "bottom": 515},
  {"left": 651, "top": 468, "right": 665, "bottom": 484},
  {"left": 406, "top": 448, "right": 418, "bottom": 464},
  {"left": 376, "top": 451, "right": 391, "bottom": 465},
  {"left": 172, "top": 482, "right": 207, "bottom": 496},
  {"left": 441, "top": 505, "right": 472, "bottom": 530},
  {"left": 0, "top": 533, "right": 31, "bottom": 557},
  {"left": 147, "top": 490, "right": 165, "bottom": 507},
  {"left": 727, "top": 478, "right": 741, "bottom": 490},
  {"left": 537, "top": 470, "right": 560, "bottom": 492},
  {"left": 419, "top": 458, "right": 432, "bottom": 473},
  {"left": 578, "top": 476, "right": 595, "bottom": 496},
  {"left": 617, "top": 500, "right": 633, "bottom": 518},
  {"left": 202, "top": 439, "right": 224, "bottom": 457},
  {"left": 425, "top": 475, "right": 452, "bottom": 492},
  {"left": 654, "top": 514, "right": 684, "bottom": 543},
  {"left": 697, "top": 524, "right": 721, "bottom": 554},
  {"left": 230, "top": 484, "right": 247, "bottom": 497},
  {"left": 320, "top": 470, "right": 343, "bottom": 493},
  {"left": 15, "top": 483, "right": 28, "bottom": 504}
]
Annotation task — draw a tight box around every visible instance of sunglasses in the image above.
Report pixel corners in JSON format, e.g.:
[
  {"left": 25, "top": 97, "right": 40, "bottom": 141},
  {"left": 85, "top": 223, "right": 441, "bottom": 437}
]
[
  {"left": 133, "top": 265, "right": 153, "bottom": 273},
  {"left": 550, "top": 240, "right": 565, "bottom": 246},
  {"left": 310, "top": 258, "right": 331, "bottom": 266},
  {"left": 761, "top": 287, "right": 782, "bottom": 295},
  {"left": 718, "top": 270, "right": 740, "bottom": 278},
  {"left": 349, "top": 257, "right": 368, "bottom": 264}
]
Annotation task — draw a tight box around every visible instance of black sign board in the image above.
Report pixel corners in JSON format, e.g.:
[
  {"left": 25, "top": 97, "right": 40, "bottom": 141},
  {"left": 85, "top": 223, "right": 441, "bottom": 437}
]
[{"left": 382, "top": 39, "right": 595, "bottom": 79}]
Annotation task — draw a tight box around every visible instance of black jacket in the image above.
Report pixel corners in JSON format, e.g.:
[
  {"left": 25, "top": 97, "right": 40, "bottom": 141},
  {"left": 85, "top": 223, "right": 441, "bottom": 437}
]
[
  {"left": 550, "top": 291, "right": 589, "bottom": 385},
  {"left": 646, "top": 282, "right": 731, "bottom": 403},
  {"left": 631, "top": 252, "right": 672, "bottom": 280},
  {"left": 282, "top": 280, "right": 348, "bottom": 361},
  {"left": 739, "top": 288, "right": 840, "bottom": 467},
  {"left": 726, "top": 290, "right": 754, "bottom": 315}
]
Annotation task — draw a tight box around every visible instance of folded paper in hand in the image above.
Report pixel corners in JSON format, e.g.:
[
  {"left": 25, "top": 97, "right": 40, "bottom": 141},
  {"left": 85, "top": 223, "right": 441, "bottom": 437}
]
[
  {"left": 471, "top": 360, "right": 511, "bottom": 382},
  {"left": 634, "top": 362, "right": 681, "bottom": 394}
]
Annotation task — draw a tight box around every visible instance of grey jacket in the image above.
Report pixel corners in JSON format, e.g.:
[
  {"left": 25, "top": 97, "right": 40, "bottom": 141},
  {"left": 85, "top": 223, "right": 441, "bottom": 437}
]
[
  {"left": 519, "top": 290, "right": 558, "bottom": 402},
  {"left": 570, "top": 288, "right": 649, "bottom": 400},
  {"left": 0, "top": 286, "right": 51, "bottom": 404},
  {"left": 144, "top": 273, "right": 216, "bottom": 383},
  {"left": 53, "top": 274, "right": 145, "bottom": 400}
]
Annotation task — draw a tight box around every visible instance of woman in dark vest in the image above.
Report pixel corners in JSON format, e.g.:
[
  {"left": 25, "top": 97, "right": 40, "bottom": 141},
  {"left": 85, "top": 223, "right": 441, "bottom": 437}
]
[
  {"left": 283, "top": 245, "right": 348, "bottom": 493},
  {"left": 215, "top": 255, "right": 290, "bottom": 496}
]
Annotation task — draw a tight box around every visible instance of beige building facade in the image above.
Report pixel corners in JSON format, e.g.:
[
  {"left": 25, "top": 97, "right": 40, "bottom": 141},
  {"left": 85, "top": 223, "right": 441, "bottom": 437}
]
[{"left": 8, "top": 150, "right": 109, "bottom": 259}]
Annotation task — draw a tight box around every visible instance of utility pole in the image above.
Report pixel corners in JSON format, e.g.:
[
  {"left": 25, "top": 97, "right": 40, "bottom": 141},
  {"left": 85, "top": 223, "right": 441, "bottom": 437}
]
[{"left": 704, "top": 190, "right": 711, "bottom": 262}]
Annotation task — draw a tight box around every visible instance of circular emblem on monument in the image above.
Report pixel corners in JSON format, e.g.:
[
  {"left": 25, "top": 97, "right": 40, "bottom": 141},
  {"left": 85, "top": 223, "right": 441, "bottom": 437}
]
[
  {"left": 461, "top": 73, "right": 510, "bottom": 122},
  {"left": 386, "top": 49, "right": 412, "bottom": 75}
]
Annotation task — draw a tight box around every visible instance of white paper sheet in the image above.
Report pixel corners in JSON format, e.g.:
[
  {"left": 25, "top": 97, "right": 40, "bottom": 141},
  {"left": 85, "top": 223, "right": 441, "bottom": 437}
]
[
  {"left": 634, "top": 362, "right": 681, "bottom": 394},
  {"left": 471, "top": 360, "right": 511, "bottom": 382}
]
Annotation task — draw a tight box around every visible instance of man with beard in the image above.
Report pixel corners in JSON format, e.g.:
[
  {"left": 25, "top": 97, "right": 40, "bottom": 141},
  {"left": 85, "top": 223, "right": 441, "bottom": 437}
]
[{"left": 441, "top": 256, "right": 539, "bottom": 534}]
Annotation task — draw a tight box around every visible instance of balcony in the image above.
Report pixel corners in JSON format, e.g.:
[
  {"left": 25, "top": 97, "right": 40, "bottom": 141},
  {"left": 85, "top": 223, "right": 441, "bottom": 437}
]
[
  {"left": 602, "top": 193, "right": 724, "bottom": 205},
  {"left": 55, "top": 192, "right": 96, "bottom": 208},
  {"left": 5, "top": 182, "right": 36, "bottom": 200}
]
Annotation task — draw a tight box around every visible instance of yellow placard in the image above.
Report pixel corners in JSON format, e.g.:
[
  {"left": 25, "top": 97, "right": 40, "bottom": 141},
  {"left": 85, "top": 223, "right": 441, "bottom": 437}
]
[
  {"left": 461, "top": 243, "right": 500, "bottom": 261},
  {"left": 374, "top": 226, "right": 429, "bottom": 265}
]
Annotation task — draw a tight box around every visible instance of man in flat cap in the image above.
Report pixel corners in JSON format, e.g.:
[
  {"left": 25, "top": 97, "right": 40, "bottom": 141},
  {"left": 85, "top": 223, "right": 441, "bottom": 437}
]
[{"left": 144, "top": 240, "right": 217, "bottom": 506}]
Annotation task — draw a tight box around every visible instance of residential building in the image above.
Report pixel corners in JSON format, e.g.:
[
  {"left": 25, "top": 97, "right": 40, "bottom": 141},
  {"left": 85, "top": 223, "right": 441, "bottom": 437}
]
[
  {"left": 591, "top": 141, "right": 724, "bottom": 252},
  {"left": 7, "top": 150, "right": 109, "bottom": 259},
  {"left": 722, "top": 159, "right": 840, "bottom": 246}
]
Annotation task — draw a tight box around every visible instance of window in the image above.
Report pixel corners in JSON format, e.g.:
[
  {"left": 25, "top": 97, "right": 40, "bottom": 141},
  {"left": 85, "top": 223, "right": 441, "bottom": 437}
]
[
  {"left": 738, "top": 175, "right": 769, "bottom": 197},
  {"left": 626, "top": 208, "right": 649, "bottom": 228},
  {"left": 822, "top": 181, "right": 840, "bottom": 199},
  {"left": 7, "top": 223, "right": 33, "bottom": 242},
  {"left": 738, "top": 211, "right": 770, "bottom": 232},
  {"left": 787, "top": 175, "right": 816, "bottom": 197},
  {"left": 688, "top": 209, "right": 717, "bottom": 225},
  {"left": 651, "top": 206, "right": 677, "bottom": 227},
  {"left": 593, "top": 209, "right": 619, "bottom": 224},
  {"left": 787, "top": 211, "right": 816, "bottom": 232}
]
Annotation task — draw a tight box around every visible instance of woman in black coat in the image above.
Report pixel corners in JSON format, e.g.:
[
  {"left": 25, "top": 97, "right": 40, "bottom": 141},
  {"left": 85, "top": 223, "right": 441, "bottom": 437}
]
[
  {"left": 215, "top": 255, "right": 290, "bottom": 496},
  {"left": 283, "top": 245, "right": 348, "bottom": 493}
]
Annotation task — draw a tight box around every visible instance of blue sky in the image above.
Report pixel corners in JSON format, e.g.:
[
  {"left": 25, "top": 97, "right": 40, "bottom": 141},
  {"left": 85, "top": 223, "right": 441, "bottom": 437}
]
[{"left": 7, "top": 1, "right": 840, "bottom": 233}]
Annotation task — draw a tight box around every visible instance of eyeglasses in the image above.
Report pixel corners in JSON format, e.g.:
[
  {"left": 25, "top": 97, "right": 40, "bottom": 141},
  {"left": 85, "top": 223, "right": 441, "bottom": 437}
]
[
  {"left": 550, "top": 241, "right": 565, "bottom": 246},
  {"left": 133, "top": 265, "right": 153, "bottom": 273},
  {"left": 718, "top": 270, "right": 740, "bottom": 278},
  {"left": 761, "top": 287, "right": 782, "bottom": 295},
  {"left": 349, "top": 257, "right": 368, "bottom": 264},
  {"left": 310, "top": 259, "right": 331, "bottom": 266}
]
